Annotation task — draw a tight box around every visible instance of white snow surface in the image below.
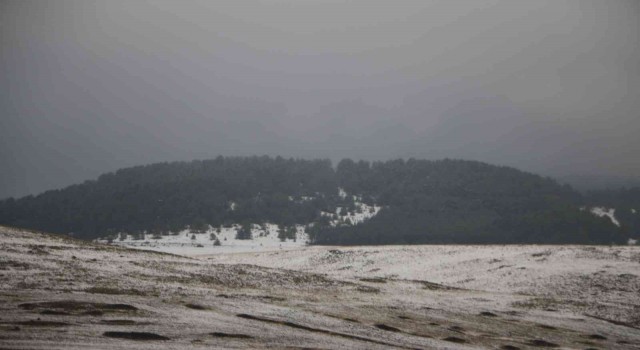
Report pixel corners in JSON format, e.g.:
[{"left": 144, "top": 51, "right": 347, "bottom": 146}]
[
  {"left": 206, "top": 244, "right": 640, "bottom": 329},
  {"left": 204, "top": 244, "right": 640, "bottom": 296},
  {"left": 3, "top": 225, "right": 640, "bottom": 349}
]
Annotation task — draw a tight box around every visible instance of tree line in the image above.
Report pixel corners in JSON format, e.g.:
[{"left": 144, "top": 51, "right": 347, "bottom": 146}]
[{"left": 0, "top": 156, "right": 630, "bottom": 244}]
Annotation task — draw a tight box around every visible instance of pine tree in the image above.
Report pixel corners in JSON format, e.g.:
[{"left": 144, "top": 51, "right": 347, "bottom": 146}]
[
  {"left": 277, "top": 225, "right": 287, "bottom": 242},
  {"left": 236, "top": 224, "right": 252, "bottom": 240}
]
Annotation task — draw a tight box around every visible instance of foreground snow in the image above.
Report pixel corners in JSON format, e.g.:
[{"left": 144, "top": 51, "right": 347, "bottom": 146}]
[
  {"left": 206, "top": 244, "right": 640, "bottom": 323},
  {"left": 2, "top": 225, "right": 640, "bottom": 349}
]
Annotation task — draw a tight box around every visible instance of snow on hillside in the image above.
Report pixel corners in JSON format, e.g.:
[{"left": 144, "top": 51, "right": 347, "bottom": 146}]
[
  {"left": 97, "top": 188, "right": 382, "bottom": 254},
  {"left": 321, "top": 201, "right": 381, "bottom": 226},
  {"left": 206, "top": 244, "right": 640, "bottom": 326},
  {"left": 208, "top": 244, "right": 640, "bottom": 295},
  {"left": 97, "top": 224, "right": 309, "bottom": 255},
  {"left": 8, "top": 225, "right": 640, "bottom": 349},
  {"left": 327, "top": 188, "right": 382, "bottom": 226},
  {"left": 590, "top": 206, "right": 621, "bottom": 226},
  {"left": 584, "top": 206, "right": 639, "bottom": 245}
]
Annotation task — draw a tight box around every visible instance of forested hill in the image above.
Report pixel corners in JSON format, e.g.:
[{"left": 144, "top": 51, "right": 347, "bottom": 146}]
[
  {"left": 584, "top": 188, "right": 640, "bottom": 237},
  {"left": 0, "top": 156, "right": 628, "bottom": 244}
]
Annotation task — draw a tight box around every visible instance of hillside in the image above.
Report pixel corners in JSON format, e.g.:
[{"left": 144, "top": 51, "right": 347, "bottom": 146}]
[
  {"left": 2, "top": 225, "right": 640, "bottom": 349},
  {"left": 584, "top": 188, "right": 640, "bottom": 237},
  {"left": 0, "top": 156, "right": 630, "bottom": 244}
]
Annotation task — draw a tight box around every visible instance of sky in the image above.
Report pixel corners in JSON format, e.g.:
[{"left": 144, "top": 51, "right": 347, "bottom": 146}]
[{"left": 1, "top": 0, "right": 639, "bottom": 198}]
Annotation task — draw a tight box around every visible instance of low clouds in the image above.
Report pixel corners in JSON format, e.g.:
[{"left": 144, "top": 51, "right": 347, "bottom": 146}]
[{"left": 1, "top": 0, "right": 639, "bottom": 198}]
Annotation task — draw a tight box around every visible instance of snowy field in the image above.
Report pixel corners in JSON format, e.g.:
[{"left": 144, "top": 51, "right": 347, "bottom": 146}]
[
  {"left": 2, "top": 225, "right": 640, "bottom": 349},
  {"left": 206, "top": 244, "right": 640, "bottom": 325},
  {"left": 97, "top": 224, "right": 311, "bottom": 256}
]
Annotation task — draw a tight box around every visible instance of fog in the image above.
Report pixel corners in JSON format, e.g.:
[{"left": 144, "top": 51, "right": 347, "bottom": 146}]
[{"left": 1, "top": 0, "right": 639, "bottom": 198}]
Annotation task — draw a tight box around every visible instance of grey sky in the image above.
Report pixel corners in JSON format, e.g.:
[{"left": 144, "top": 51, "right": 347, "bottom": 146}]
[{"left": 1, "top": 0, "right": 639, "bottom": 198}]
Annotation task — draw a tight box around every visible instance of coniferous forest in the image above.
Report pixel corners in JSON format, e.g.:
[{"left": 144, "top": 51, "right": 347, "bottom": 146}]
[{"left": 0, "top": 156, "right": 633, "bottom": 244}]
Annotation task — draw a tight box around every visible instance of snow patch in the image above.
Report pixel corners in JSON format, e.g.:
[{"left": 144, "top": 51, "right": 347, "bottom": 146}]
[
  {"left": 590, "top": 207, "right": 620, "bottom": 227},
  {"left": 322, "top": 202, "right": 381, "bottom": 227}
]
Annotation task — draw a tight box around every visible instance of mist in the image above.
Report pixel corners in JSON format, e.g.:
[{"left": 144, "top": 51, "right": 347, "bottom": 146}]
[{"left": 1, "top": 0, "right": 639, "bottom": 198}]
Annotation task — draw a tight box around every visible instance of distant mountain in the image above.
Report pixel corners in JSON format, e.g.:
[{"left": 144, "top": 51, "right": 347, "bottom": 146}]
[{"left": 0, "top": 156, "right": 630, "bottom": 245}]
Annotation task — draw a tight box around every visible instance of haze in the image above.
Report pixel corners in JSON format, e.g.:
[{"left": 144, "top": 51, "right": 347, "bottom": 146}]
[{"left": 1, "top": 0, "right": 639, "bottom": 199}]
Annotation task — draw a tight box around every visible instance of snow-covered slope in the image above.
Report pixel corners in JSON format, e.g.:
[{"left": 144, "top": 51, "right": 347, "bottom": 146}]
[
  {"left": 4, "top": 225, "right": 640, "bottom": 350},
  {"left": 206, "top": 244, "right": 640, "bottom": 328}
]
